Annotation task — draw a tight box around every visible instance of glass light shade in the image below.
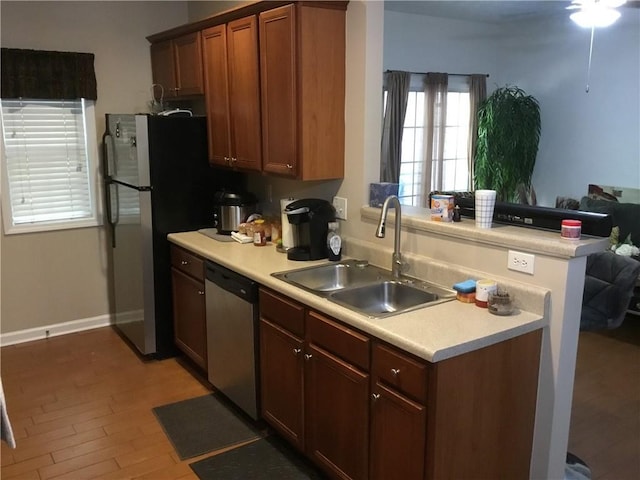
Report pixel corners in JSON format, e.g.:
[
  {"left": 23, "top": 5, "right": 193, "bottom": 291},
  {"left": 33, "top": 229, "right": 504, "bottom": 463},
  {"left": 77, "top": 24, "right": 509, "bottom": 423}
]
[{"left": 570, "top": 7, "right": 622, "bottom": 28}]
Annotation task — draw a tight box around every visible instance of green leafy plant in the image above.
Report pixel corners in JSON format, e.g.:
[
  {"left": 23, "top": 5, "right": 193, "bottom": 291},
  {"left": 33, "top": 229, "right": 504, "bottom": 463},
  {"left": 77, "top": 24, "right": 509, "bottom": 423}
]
[{"left": 474, "top": 86, "right": 541, "bottom": 203}]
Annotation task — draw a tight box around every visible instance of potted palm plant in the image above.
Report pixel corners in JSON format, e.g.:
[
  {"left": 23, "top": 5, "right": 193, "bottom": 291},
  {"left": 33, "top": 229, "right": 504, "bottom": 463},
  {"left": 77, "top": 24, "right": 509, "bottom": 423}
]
[{"left": 474, "top": 86, "right": 541, "bottom": 203}]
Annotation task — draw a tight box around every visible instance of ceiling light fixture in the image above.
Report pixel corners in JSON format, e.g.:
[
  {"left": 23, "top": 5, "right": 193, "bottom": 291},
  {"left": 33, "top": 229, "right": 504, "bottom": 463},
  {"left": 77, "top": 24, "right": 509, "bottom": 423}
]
[
  {"left": 568, "top": 0, "right": 626, "bottom": 28},
  {"left": 567, "top": 0, "right": 627, "bottom": 92}
]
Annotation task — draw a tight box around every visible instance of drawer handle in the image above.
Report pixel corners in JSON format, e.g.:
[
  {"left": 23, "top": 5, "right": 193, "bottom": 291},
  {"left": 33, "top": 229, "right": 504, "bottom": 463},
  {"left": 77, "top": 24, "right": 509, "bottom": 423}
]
[
  {"left": 371, "top": 393, "right": 380, "bottom": 401},
  {"left": 293, "top": 348, "right": 301, "bottom": 356},
  {"left": 391, "top": 368, "right": 401, "bottom": 377},
  {"left": 198, "top": 290, "right": 205, "bottom": 296},
  {"left": 286, "top": 164, "right": 293, "bottom": 169},
  {"left": 181, "top": 260, "right": 189, "bottom": 265},
  {"left": 304, "top": 353, "right": 313, "bottom": 361}
]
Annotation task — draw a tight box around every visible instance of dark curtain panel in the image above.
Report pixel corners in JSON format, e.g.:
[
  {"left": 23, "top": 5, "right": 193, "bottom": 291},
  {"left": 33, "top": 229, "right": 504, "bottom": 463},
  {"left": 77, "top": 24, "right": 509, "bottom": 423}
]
[
  {"left": 380, "top": 70, "right": 411, "bottom": 183},
  {"left": 467, "top": 74, "right": 487, "bottom": 190},
  {"left": 1, "top": 48, "right": 97, "bottom": 100},
  {"left": 423, "top": 72, "right": 449, "bottom": 203}
]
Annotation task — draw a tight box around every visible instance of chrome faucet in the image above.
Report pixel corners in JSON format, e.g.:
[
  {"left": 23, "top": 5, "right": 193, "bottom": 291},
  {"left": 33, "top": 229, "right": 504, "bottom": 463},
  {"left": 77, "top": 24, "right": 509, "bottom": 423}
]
[{"left": 376, "top": 195, "right": 404, "bottom": 278}]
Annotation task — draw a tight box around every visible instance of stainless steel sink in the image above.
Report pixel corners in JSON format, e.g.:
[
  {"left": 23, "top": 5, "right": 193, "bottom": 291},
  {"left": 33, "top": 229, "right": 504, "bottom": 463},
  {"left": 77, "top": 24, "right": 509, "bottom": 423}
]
[
  {"left": 272, "top": 260, "right": 456, "bottom": 319},
  {"left": 272, "top": 260, "right": 390, "bottom": 293},
  {"left": 329, "top": 280, "right": 455, "bottom": 318}
]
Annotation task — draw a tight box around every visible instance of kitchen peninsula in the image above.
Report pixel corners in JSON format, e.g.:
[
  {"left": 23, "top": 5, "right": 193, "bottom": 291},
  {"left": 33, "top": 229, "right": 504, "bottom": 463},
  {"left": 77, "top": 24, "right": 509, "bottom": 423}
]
[
  {"left": 169, "top": 213, "right": 608, "bottom": 479},
  {"left": 170, "top": 229, "right": 544, "bottom": 479}
]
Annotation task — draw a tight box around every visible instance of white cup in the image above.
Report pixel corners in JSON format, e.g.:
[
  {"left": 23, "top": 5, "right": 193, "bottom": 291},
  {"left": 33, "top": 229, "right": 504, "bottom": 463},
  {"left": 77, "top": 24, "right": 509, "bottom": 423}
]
[{"left": 475, "top": 190, "right": 497, "bottom": 229}]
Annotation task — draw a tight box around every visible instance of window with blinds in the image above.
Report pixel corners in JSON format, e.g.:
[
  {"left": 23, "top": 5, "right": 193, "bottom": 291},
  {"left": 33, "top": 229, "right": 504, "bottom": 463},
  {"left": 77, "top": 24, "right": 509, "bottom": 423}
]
[{"left": 0, "top": 98, "right": 100, "bottom": 233}]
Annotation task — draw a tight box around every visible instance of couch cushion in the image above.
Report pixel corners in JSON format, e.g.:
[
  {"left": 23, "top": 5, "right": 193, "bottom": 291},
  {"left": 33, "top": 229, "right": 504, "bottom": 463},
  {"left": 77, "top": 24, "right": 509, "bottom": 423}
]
[
  {"left": 581, "top": 251, "right": 640, "bottom": 330},
  {"left": 579, "top": 197, "right": 640, "bottom": 247}
]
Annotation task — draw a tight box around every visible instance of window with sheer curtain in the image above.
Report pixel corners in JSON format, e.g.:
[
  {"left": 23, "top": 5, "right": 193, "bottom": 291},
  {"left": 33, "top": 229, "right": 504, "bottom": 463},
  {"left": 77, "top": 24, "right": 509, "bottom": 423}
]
[
  {"left": 398, "top": 75, "right": 471, "bottom": 207},
  {"left": 1, "top": 98, "right": 100, "bottom": 233}
]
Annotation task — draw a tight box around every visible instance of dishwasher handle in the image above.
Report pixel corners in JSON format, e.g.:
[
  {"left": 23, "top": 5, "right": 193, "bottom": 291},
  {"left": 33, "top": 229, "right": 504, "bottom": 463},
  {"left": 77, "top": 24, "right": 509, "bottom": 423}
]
[{"left": 205, "top": 261, "right": 258, "bottom": 303}]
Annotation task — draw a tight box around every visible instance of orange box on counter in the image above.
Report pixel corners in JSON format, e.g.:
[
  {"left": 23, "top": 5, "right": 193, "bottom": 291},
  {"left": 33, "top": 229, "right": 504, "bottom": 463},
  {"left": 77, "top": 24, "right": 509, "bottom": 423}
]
[{"left": 430, "top": 194, "right": 454, "bottom": 222}]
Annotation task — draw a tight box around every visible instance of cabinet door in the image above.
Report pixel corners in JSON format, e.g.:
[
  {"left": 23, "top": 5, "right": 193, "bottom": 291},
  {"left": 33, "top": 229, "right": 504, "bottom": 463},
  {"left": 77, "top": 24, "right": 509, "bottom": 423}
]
[
  {"left": 173, "top": 32, "right": 204, "bottom": 96},
  {"left": 202, "top": 24, "right": 231, "bottom": 166},
  {"left": 227, "top": 15, "right": 262, "bottom": 171},
  {"left": 260, "top": 318, "right": 305, "bottom": 451},
  {"left": 171, "top": 267, "right": 207, "bottom": 369},
  {"left": 259, "top": 4, "right": 297, "bottom": 177},
  {"left": 305, "top": 343, "right": 369, "bottom": 480},
  {"left": 370, "top": 382, "right": 426, "bottom": 480},
  {"left": 150, "top": 40, "right": 176, "bottom": 96}
]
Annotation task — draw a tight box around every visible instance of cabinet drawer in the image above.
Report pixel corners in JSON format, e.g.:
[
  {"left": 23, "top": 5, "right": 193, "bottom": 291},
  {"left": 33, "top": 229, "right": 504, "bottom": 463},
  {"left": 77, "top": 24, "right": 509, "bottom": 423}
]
[
  {"left": 306, "top": 311, "right": 369, "bottom": 372},
  {"left": 171, "top": 246, "right": 204, "bottom": 280},
  {"left": 373, "top": 343, "right": 427, "bottom": 403},
  {"left": 259, "top": 288, "right": 305, "bottom": 337}
]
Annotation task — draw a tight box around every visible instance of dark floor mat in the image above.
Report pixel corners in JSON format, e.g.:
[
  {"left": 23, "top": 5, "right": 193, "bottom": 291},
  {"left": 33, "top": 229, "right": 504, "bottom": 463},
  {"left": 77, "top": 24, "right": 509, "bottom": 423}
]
[
  {"left": 190, "top": 436, "right": 325, "bottom": 480},
  {"left": 153, "top": 393, "right": 260, "bottom": 460}
]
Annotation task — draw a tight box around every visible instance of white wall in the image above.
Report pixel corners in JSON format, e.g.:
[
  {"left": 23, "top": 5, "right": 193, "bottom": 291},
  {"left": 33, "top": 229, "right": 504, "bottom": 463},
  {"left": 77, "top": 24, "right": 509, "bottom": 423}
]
[
  {"left": 0, "top": 1, "right": 189, "bottom": 336},
  {"left": 383, "top": 8, "right": 640, "bottom": 206}
]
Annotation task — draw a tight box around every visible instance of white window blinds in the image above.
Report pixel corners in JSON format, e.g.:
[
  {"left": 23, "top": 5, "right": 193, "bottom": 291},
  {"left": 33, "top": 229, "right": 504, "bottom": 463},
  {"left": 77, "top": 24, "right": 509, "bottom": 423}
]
[{"left": 1, "top": 98, "right": 99, "bottom": 232}]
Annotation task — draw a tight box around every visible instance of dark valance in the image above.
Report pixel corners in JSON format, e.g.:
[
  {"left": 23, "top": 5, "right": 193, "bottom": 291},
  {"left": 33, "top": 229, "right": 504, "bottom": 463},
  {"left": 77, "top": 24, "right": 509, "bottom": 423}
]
[{"left": 1, "top": 48, "right": 97, "bottom": 100}]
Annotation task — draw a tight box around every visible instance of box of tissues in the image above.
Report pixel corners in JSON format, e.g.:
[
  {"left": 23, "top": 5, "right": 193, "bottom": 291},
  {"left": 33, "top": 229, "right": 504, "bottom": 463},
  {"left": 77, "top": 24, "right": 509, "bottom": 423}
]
[{"left": 369, "top": 183, "right": 399, "bottom": 207}]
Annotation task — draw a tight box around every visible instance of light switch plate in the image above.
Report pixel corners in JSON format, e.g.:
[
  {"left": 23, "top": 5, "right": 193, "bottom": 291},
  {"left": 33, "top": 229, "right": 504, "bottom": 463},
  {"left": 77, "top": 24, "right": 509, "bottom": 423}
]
[
  {"left": 333, "top": 196, "right": 347, "bottom": 220},
  {"left": 508, "top": 250, "right": 535, "bottom": 275}
]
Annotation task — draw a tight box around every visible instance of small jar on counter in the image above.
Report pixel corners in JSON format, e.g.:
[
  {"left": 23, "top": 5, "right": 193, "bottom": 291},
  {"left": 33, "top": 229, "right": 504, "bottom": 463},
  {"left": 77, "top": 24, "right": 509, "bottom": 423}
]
[
  {"left": 561, "top": 219, "right": 582, "bottom": 240},
  {"left": 252, "top": 219, "right": 267, "bottom": 246}
]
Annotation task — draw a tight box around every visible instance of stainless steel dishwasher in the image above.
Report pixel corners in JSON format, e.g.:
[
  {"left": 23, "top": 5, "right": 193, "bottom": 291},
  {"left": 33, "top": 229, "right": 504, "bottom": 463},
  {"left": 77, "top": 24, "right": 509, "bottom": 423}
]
[{"left": 205, "top": 261, "right": 259, "bottom": 420}]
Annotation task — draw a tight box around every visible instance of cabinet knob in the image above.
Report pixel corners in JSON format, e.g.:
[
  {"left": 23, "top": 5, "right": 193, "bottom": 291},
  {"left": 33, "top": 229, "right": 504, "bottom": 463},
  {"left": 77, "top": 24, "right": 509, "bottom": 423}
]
[
  {"left": 181, "top": 260, "right": 188, "bottom": 265},
  {"left": 286, "top": 164, "right": 293, "bottom": 169},
  {"left": 304, "top": 353, "right": 313, "bottom": 361},
  {"left": 231, "top": 157, "right": 238, "bottom": 163},
  {"left": 198, "top": 290, "right": 205, "bottom": 296},
  {"left": 371, "top": 393, "right": 380, "bottom": 401},
  {"left": 293, "top": 348, "right": 301, "bottom": 356},
  {"left": 391, "top": 368, "right": 401, "bottom": 377}
]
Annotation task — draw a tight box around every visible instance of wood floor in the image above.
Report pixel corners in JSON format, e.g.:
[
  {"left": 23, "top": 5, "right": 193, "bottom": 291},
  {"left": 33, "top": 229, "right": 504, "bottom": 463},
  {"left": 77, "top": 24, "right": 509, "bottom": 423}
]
[
  {"left": 568, "top": 316, "right": 640, "bottom": 480},
  {"left": 1, "top": 322, "right": 638, "bottom": 479},
  {"left": 1, "top": 328, "right": 218, "bottom": 480}
]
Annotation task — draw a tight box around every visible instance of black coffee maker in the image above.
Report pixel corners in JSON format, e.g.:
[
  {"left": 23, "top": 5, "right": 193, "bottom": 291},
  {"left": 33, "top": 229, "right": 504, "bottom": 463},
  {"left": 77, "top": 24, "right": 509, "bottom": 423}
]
[{"left": 285, "top": 198, "right": 336, "bottom": 261}]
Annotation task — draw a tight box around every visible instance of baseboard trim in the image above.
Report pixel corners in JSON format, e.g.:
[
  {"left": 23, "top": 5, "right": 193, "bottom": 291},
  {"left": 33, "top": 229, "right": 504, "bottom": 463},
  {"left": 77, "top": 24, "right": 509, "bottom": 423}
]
[{"left": 0, "top": 314, "right": 114, "bottom": 347}]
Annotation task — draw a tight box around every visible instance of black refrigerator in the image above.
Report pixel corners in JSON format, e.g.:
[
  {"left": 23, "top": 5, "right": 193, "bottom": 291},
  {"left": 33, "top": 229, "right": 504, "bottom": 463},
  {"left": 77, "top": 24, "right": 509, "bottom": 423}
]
[{"left": 102, "top": 114, "right": 238, "bottom": 357}]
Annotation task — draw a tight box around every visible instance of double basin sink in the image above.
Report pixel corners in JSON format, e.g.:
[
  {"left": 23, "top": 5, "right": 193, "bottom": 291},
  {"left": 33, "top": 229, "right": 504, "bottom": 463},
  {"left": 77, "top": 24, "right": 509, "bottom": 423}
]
[{"left": 272, "top": 259, "right": 456, "bottom": 319}]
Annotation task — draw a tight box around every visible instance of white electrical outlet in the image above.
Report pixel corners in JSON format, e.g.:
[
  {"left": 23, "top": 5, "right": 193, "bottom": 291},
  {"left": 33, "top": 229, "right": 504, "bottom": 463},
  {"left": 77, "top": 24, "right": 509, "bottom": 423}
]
[
  {"left": 333, "top": 196, "right": 347, "bottom": 220},
  {"left": 508, "top": 250, "right": 535, "bottom": 275}
]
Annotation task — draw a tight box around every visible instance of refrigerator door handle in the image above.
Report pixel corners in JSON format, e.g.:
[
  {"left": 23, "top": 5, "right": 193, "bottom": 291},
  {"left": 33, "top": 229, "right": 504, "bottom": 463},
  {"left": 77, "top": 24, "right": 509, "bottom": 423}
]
[{"left": 102, "top": 132, "right": 118, "bottom": 247}]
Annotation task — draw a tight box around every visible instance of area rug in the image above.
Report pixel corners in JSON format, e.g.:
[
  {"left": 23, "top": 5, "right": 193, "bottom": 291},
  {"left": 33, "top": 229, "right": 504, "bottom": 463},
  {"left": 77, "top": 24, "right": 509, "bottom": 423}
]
[
  {"left": 153, "top": 393, "right": 260, "bottom": 460},
  {"left": 190, "top": 436, "right": 324, "bottom": 480}
]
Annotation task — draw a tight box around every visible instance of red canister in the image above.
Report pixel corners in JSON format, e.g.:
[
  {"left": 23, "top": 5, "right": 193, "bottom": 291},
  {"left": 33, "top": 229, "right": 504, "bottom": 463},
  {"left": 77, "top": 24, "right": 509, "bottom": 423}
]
[{"left": 561, "top": 219, "right": 582, "bottom": 240}]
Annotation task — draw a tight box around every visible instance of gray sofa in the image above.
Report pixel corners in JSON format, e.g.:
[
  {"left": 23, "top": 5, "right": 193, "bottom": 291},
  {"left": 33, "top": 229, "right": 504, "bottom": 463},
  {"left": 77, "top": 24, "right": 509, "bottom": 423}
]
[{"left": 558, "top": 195, "right": 640, "bottom": 331}]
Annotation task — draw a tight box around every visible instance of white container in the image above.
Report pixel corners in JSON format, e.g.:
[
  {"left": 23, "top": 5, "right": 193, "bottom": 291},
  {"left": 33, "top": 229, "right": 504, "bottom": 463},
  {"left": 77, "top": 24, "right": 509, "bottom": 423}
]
[
  {"left": 475, "top": 190, "right": 497, "bottom": 229},
  {"left": 280, "top": 198, "right": 296, "bottom": 249},
  {"left": 475, "top": 279, "right": 498, "bottom": 308}
]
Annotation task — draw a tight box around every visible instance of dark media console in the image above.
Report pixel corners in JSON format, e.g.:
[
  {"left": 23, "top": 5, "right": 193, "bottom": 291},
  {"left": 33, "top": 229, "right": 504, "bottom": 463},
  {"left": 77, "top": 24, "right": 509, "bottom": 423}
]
[{"left": 454, "top": 197, "right": 613, "bottom": 238}]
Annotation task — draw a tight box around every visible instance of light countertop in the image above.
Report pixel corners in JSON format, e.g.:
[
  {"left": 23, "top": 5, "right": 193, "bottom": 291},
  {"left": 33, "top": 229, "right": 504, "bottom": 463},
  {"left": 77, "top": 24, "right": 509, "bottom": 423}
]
[{"left": 168, "top": 231, "right": 548, "bottom": 362}]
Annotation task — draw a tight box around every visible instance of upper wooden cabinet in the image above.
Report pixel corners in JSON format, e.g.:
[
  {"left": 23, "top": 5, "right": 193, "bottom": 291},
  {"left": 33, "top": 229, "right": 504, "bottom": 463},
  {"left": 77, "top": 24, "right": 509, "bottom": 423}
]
[
  {"left": 202, "top": 17, "right": 262, "bottom": 171},
  {"left": 259, "top": 4, "right": 345, "bottom": 180},
  {"left": 150, "top": 32, "right": 204, "bottom": 98},
  {"left": 148, "top": 1, "right": 347, "bottom": 179}
]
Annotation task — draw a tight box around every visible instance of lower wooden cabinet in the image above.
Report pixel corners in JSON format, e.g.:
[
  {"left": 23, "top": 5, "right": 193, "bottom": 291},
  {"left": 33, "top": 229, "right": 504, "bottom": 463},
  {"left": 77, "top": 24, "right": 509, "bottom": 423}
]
[
  {"left": 259, "top": 288, "right": 370, "bottom": 480},
  {"left": 258, "top": 287, "right": 542, "bottom": 480},
  {"left": 259, "top": 317, "right": 305, "bottom": 450},
  {"left": 370, "top": 380, "right": 426, "bottom": 480},
  {"left": 306, "top": 343, "right": 370, "bottom": 480},
  {"left": 170, "top": 246, "right": 207, "bottom": 370}
]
